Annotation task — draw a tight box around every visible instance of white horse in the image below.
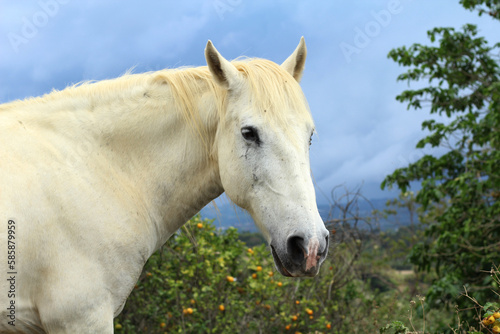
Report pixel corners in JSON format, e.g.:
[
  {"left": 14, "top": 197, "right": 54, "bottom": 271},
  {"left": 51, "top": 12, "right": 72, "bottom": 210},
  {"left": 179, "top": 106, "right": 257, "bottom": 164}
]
[{"left": 0, "top": 38, "right": 329, "bottom": 333}]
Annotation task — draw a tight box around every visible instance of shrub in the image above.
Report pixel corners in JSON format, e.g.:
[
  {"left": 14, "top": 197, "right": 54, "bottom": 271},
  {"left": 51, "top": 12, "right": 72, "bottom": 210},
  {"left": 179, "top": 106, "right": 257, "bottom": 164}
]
[{"left": 115, "top": 216, "right": 343, "bottom": 333}]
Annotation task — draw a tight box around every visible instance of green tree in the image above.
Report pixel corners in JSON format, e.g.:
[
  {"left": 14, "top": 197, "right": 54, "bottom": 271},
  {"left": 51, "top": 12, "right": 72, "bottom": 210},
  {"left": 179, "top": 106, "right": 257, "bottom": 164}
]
[{"left": 382, "top": 0, "right": 500, "bottom": 321}]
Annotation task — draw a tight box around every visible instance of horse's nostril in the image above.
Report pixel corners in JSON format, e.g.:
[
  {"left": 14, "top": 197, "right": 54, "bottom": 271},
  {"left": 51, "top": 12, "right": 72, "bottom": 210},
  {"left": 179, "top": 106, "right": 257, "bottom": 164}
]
[
  {"left": 319, "top": 235, "right": 329, "bottom": 256},
  {"left": 287, "top": 235, "right": 307, "bottom": 265}
]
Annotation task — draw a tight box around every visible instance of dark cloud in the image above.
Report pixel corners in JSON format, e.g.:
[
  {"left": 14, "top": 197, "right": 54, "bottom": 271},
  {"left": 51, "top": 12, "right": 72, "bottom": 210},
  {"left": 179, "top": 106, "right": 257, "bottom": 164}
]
[{"left": 1, "top": 0, "right": 498, "bottom": 202}]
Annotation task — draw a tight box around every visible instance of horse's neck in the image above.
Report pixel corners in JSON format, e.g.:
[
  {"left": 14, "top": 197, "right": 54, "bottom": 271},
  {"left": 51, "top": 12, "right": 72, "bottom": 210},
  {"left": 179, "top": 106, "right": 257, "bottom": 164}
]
[
  {"left": 100, "top": 77, "right": 224, "bottom": 248},
  {"left": 30, "top": 75, "right": 224, "bottom": 251}
]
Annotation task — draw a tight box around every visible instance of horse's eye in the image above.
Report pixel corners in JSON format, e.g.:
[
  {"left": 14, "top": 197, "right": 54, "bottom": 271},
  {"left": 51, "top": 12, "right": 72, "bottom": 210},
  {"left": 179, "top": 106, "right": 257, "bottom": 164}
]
[{"left": 241, "top": 126, "right": 260, "bottom": 144}]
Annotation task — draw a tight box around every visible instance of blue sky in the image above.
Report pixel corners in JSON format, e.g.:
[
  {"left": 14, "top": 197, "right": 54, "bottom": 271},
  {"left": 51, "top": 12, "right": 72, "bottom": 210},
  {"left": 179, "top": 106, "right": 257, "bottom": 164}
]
[{"left": 1, "top": 0, "right": 498, "bottom": 205}]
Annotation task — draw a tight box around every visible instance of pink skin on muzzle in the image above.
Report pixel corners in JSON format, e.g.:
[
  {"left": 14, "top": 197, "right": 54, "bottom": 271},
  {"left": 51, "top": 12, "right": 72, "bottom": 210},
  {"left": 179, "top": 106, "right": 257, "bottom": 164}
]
[{"left": 305, "top": 237, "right": 320, "bottom": 271}]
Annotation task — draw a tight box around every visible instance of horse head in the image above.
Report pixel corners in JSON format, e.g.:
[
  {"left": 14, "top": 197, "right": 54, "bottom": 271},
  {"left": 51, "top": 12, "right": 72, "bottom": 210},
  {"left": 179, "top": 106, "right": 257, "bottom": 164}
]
[{"left": 206, "top": 38, "right": 329, "bottom": 277}]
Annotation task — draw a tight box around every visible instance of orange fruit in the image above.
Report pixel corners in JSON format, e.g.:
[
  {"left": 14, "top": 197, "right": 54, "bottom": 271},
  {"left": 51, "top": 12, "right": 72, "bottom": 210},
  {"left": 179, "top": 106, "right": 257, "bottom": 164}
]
[
  {"left": 291, "top": 315, "right": 298, "bottom": 321},
  {"left": 295, "top": 300, "right": 300, "bottom": 305},
  {"left": 256, "top": 266, "right": 262, "bottom": 272},
  {"left": 326, "top": 323, "right": 331, "bottom": 329},
  {"left": 219, "top": 304, "right": 225, "bottom": 312},
  {"left": 197, "top": 223, "right": 203, "bottom": 228},
  {"left": 305, "top": 308, "right": 313, "bottom": 315},
  {"left": 268, "top": 271, "right": 274, "bottom": 277},
  {"left": 226, "top": 276, "right": 235, "bottom": 282},
  {"left": 277, "top": 282, "right": 283, "bottom": 287},
  {"left": 252, "top": 273, "right": 257, "bottom": 279},
  {"left": 483, "top": 315, "right": 495, "bottom": 325},
  {"left": 183, "top": 308, "right": 194, "bottom": 315},
  {"left": 285, "top": 324, "right": 291, "bottom": 330},
  {"left": 160, "top": 322, "right": 166, "bottom": 328}
]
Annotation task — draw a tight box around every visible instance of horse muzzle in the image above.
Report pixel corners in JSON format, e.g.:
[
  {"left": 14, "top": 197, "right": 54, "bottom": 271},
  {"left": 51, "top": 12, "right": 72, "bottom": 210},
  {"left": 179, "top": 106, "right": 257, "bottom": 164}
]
[{"left": 270, "top": 231, "right": 329, "bottom": 277}]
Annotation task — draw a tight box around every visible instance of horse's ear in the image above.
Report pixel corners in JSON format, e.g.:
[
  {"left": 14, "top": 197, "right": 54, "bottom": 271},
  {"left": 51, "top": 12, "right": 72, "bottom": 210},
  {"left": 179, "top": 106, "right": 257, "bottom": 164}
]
[
  {"left": 281, "top": 36, "right": 307, "bottom": 82},
  {"left": 205, "top": 40, "right": 243, "bottom": 90}
]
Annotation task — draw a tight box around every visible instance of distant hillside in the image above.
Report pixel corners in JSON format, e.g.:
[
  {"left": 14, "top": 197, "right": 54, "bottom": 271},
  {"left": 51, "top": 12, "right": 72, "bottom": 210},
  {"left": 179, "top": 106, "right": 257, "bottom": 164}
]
[
  {"left": 200, "top": 203, "right": 256, "bottom": 232},
  {"left": 200, "top": 197, "right": 418, "bottom": 232}
]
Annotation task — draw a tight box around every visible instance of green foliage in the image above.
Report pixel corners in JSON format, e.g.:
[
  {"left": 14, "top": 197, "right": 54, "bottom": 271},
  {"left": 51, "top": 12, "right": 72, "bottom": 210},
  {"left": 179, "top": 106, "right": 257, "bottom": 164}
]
[
  {"left": 382, "top": 0, "right": 500, "bottom": 324},
  {"left": 115, "top": 214, "right": 439, "bottom": 333},
  {"left": 375, "top": 191, "right": 423, "bottom": 270},
  {"left": 237, "top": 231, "right": 266, "bottom": 248},
  {"left": 460, "top": 0, "right": 500, "bottom": 19},
  {"left": 483, "top": 301, "right": 500, "bottom": 317},
  {"left": 379, "top": 321, "right": 410, "bottom": 334},
  {"left": 378, "top": 266, "right": 500, "bottom": 333},
  {"left": 115, "top": 216, "right": 344, "bottom": 333},
  {"left": 115, "top": 209, "right": 499, "bottom": 333}
]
